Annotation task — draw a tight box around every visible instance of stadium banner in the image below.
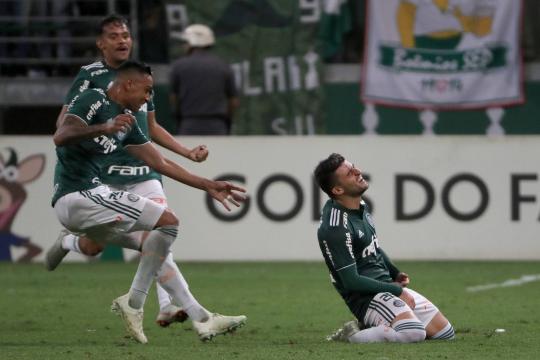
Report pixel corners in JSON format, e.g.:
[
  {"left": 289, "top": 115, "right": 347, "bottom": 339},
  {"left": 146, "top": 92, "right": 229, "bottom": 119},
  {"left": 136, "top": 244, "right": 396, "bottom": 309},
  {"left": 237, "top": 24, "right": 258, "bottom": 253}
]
[
  {"left": 2, "top": 136, "right": 540, "bottom": 262},
  {"left": 164, "top": 0, "right": 325, "bottom": 135},
  {"left": 362, "top": 0, "right": 524, "bottom": 109}
]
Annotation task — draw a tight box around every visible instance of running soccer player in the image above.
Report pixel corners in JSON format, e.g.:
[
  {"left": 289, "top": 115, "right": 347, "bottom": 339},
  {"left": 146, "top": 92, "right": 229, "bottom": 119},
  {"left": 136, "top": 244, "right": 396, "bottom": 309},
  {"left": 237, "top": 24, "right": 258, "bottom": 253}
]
[
  {"left": 46, "top": 15, "right": 246, "bottom": 340},
  {"left": 52, "top": 60, "right": 246, "bottom": 343},
  {"left": 314, "top": 153, "right": 455, "bottom": 343}
]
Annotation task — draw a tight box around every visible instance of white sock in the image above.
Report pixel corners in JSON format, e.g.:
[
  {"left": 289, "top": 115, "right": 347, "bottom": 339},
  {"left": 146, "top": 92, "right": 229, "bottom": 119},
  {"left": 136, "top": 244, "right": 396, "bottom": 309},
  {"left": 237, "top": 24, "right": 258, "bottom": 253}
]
[
  {"left": 348, "top": 324, "right": 395, "bottom": 343},
  {"left": 61, "top": 234, "right": 81, "bottom": 253},
  {"left": 349, "top": 319, "right": 426, "bottom": 343},
  {"left": 430, "top": 322, "right": 455, "bottom": 340},
  {"left": 156, "top": 252, "right": 209, "bottom": 322},
  {"left": 129, "top": 226, "right": 177, "bottom": 309},
  {"left": 156, "top": 282, "right": 172, "bottom": 311}
]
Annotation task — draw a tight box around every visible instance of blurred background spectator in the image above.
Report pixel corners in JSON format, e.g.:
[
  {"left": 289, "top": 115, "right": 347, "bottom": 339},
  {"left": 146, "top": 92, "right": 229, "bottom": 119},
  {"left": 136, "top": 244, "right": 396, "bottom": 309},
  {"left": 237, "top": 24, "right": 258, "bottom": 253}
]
[{"left": 169, "top": 24, "right": 239, "bottom": 135}]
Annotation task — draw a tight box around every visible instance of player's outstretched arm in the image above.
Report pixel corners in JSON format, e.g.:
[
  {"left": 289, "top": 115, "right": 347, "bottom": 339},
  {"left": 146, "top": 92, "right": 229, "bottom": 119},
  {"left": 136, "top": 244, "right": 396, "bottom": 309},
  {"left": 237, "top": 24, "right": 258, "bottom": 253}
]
[
  {"left": 53, "top": 114, "right": 134, "bottom": 146},
  {"left": 147, "top": 111, "right": 209, "bottom": 162},
  {"left": 126, "top": 142, "right": 245, "bottom": 210}
]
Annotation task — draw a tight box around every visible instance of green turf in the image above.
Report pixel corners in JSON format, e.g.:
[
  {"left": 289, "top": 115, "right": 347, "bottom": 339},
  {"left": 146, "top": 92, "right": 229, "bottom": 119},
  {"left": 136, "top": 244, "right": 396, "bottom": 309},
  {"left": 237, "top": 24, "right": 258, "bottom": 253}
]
[{"left": 1, "top": 261, "right": 540, "bottom": 359}]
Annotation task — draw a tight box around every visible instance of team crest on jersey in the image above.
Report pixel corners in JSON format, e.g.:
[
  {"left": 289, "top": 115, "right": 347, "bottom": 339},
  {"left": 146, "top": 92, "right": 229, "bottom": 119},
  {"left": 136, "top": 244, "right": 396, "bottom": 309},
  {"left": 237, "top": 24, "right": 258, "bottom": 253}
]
[
  {"left": 127, "top": 194, "right": 140, "bottom": 202},
  {"left": 393, "top": 299, "right": 406, "bottom": 308}
]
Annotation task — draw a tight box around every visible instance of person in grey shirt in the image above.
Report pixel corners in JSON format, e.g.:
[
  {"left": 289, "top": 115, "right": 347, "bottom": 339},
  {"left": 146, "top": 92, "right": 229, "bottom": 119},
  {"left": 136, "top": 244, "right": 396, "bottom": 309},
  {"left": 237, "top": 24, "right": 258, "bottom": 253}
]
[{"left": 169, "top": 24, "right": 239, "bottom": 135}]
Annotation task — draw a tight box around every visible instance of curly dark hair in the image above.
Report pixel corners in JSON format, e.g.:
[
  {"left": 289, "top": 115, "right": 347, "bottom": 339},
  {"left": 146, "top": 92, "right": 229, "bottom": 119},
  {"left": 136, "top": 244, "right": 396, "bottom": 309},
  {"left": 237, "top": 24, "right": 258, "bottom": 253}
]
[
  {"left": 98, "top": 14, "right": 129, "bottom": 35},
  {"left": 314, "top": 153, "right": 345, "bottom": 198}
]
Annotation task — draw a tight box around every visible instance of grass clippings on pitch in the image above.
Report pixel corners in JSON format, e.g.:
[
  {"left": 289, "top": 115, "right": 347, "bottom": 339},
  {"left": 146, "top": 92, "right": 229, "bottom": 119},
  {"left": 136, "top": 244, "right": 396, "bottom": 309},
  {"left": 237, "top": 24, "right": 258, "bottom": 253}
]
[{"left": 1, "top": 261, "right": 540, "bottom": 360}]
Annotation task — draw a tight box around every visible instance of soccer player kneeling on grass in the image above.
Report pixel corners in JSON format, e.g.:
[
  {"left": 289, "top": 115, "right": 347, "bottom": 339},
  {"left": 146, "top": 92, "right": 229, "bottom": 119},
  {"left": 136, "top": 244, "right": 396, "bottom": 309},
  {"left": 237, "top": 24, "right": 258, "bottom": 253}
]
[{"left": 314, "top": 153, "right": 455, "bottom": 343}]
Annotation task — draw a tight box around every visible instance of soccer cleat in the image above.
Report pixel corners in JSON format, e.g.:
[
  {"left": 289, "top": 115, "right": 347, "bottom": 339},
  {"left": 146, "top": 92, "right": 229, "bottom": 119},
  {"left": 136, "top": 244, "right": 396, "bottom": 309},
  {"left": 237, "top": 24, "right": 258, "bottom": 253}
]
[
  {"left": 192, "top": 313, "right": 247, "bottom": 341},
  {"left": 156, "top": 304, "right": 189, "bottom": 327},
  {"left": 45, "top": 229, "right": 70, "bottom": 271},
  {"left": 326, "top": 320, "right": 361, "bottom": 342},
  {"left": 111, "top": 294, "right": 148, "bottom": 344}
]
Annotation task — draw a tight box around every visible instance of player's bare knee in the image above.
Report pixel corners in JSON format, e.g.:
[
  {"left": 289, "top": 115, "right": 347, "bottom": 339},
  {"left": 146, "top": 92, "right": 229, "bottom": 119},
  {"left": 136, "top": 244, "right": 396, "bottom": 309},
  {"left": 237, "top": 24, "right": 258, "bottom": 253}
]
[
  {"left": 426, "top": 312, "right": 454, "bottom": 339},
  {"left": 427, "top": 313, "right": 455, "bottom": 340},
  {"left": 155, "top": 209, "right": 179, "bottom": 228},
  {"left": 79, "top": 237, "right": 104, "bottom": 256}
]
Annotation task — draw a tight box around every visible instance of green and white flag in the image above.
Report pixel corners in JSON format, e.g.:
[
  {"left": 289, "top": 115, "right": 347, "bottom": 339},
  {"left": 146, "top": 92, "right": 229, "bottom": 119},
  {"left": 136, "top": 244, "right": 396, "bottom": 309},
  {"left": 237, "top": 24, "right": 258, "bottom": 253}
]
[{"left": 362, "top": 0, "right": 523, "bottom": 109}]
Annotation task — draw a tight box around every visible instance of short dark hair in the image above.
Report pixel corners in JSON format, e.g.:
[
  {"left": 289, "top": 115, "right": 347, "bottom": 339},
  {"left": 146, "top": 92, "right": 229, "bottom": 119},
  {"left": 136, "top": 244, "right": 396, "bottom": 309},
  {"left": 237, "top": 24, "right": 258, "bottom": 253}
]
[
  {"left": 314, "top": 153, "right": 345, "bottom": 198},
  {"left": 98, "top": 14, "right": 129, "bottom": 35},
  {"left": 116, "top": 60, "right": 152, "bottom": 76}
]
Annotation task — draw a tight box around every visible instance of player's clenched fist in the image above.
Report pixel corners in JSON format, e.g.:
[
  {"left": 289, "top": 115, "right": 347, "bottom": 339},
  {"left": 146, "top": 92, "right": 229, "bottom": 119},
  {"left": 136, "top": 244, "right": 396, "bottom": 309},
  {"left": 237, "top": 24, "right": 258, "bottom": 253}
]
[{"left": 105, "top": 113, "right": 135, "bottom": 135}]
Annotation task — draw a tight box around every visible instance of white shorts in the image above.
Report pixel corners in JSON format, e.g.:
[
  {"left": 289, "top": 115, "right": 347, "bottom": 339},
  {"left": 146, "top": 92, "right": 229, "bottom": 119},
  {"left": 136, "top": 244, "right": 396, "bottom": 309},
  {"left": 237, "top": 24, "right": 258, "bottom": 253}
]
[
  {"left": 363, "top": 288, "right": 439, "bottom": 328},
  {"left": 109, "top": 179, "right": 167, "bottom": 206},
  {"left": 54, "top": 185, "right": 165, "bottom": 235}
]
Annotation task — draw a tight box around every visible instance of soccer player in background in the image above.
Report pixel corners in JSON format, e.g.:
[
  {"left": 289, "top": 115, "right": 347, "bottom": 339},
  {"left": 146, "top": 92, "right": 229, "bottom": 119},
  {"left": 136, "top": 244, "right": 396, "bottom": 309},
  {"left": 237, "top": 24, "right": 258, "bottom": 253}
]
[
  {"left": 45, "top": 15, "right": 246, "bottom": 340},
  {"left": 314, "top": 153, "right": 455, "bottom": 343},
  {"left": 52, "top": 60, "right": 246, "bottom": 343}
]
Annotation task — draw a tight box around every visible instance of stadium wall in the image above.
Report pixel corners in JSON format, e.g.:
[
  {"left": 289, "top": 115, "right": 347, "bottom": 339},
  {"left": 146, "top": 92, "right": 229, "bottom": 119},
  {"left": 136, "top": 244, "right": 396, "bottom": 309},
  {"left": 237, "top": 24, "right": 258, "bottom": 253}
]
[{"left": 2, "top": 136, "right": 539, "bottom": 261}]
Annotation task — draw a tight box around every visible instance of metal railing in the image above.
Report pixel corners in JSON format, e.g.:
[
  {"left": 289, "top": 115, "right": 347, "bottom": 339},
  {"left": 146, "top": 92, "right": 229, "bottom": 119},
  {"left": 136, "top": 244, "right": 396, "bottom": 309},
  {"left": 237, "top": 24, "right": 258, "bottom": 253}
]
[{"left": 0, "top": 0, "right": 138, "bottom": 74}]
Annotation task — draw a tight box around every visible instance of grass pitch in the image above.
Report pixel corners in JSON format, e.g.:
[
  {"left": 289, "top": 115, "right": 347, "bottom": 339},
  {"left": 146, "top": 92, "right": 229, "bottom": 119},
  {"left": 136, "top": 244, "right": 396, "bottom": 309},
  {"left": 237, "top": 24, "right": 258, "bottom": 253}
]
[{"left": 1, "top": 261, "right": 540, "bottom": 359}]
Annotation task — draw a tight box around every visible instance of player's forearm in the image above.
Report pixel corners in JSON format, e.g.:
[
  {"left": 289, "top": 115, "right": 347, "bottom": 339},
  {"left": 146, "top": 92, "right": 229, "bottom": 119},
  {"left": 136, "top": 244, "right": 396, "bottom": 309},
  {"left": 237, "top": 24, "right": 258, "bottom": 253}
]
[
  {"left": 153, "top": 157, "right": 211, "bottom": 190},
  {"left": 338, "top": 266, "right": 403, "bottom": 296},
  {"left": 128, "top": 143, "right": 211, "bottom": 190},
  {"left": 150, "top": 124, "right": 191, "bottom": 158},
  {"left": 380, "top": 249, "right": 400, "bottom": 280},
  {"left": 54, "top": 121, "right": 108, "bottom": 146}
]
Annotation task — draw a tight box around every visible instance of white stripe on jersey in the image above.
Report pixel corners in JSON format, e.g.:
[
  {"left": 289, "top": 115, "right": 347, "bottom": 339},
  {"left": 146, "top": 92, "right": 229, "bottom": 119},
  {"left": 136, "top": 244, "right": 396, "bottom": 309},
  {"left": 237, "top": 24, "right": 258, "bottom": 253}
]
[
  {"left": 336, "top": 262, "right": 356, "bottom": 272},
  {"left": 330, "top": 208, "right": 341, "bottom": 227},
  {"left": 82, "top": 61, "right": 104, "bottom": 70}
]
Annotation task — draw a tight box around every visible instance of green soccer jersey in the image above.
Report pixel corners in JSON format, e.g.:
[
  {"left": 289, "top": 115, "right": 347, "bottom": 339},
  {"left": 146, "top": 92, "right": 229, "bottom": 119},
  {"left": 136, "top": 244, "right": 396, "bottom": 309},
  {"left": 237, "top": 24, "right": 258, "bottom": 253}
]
[
  {"left": 64, "top": 61, "right": 160, "bottom": 185},
  {"left": 317, "top": 199, "right": 401, "bottom": 318},
  {"left": 52, "top": 88, "right": 149, "bottom": 205}
]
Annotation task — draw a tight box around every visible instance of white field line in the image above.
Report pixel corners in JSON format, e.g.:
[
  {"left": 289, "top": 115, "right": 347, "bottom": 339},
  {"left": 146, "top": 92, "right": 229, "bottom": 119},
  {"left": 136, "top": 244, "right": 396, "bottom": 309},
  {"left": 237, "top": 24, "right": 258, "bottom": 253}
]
[{"left": 466, "top": 274, "right": 540, "bottom": 292}]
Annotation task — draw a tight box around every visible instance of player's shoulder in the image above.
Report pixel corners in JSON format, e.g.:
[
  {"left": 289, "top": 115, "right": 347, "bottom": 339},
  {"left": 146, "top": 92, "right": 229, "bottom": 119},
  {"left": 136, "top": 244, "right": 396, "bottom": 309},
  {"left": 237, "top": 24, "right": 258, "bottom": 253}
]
[
  {"left": 67, "top": 88, "right": 107, "bottom": 110},
  {"left": 320, "top": 200, "right": 348, "bottom": 230},
  {"left": 80, "top": 87, "right": 107, "bottom": 100},
  {"left": 81, "top": 61, "right": 105, "bottom": 72},
  {"left": 76, "top": 61, "right": 111, "bottom": 79}
]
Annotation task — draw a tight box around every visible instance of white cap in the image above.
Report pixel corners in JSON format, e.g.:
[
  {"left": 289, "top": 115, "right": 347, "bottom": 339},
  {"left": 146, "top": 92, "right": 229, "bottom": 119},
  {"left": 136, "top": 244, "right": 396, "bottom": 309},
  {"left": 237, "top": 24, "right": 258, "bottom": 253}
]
[{"left": 181, "top": 24, "right": 215, "bottom": 47}]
